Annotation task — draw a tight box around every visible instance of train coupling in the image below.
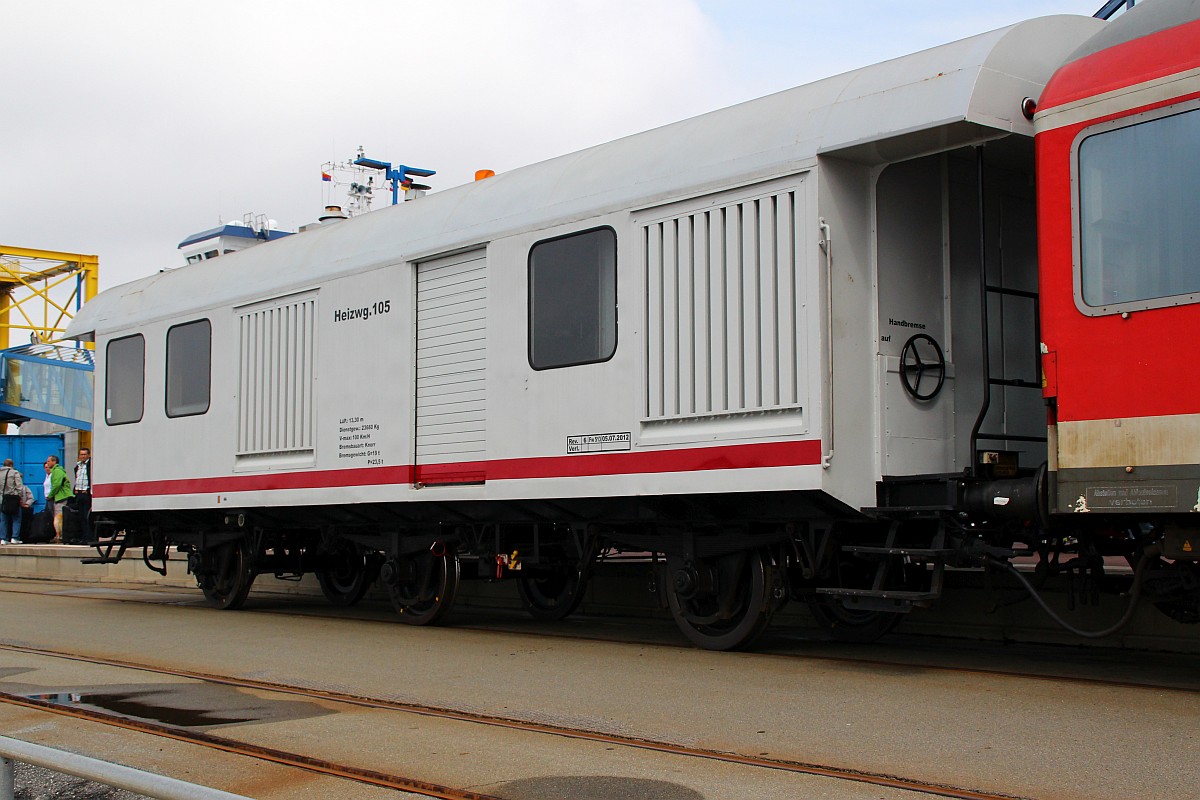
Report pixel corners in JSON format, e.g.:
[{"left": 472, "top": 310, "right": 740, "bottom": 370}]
[
  {"left": 960, "top": 464, "right": 1049, "bottom": 528},
  {"left": 873, "top": 464, "right": 1049, "bottom": 528}
]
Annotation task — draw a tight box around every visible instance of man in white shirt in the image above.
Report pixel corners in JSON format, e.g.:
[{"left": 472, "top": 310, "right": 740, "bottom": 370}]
[{"left": 73, "top": 448, "right": 92, "bottom": 543}]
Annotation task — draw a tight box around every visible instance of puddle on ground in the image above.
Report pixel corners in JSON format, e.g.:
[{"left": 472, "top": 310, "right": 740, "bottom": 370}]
[
  {"left": 496, "top": 776, "right": 704, "bottom": 800},
  {"left": 23, "top": 682, "right": 334, "bottom": 729}
]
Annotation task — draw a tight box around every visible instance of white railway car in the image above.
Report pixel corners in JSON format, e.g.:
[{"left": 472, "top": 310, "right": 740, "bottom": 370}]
[{"left": 68, "top": 8, "right": 1197, "bottom": 650}]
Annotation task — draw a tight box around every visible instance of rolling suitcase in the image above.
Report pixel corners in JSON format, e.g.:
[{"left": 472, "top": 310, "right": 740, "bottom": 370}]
[
  {"left": 61, "top": 503, "right": 83, "bottom": 544},
  {"left": 25, "top": 508, "right": 54, "bottom": 544}
]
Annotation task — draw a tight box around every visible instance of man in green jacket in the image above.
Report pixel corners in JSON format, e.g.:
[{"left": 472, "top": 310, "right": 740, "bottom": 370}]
[{"left": 46, "top": 455, "right": 74, "bottom": 544}]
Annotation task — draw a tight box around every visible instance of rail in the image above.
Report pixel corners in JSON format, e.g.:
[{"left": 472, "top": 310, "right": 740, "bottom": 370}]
[{"left": 0, "top": 736, "right": 251, "bottom": 800}]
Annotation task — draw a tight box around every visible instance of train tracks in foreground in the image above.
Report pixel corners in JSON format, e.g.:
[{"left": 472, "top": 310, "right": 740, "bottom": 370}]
[
  {"left": 4, "top": 577, "right": 1198, "bottom": 695},
  {"left": 0, "top": 642, "right": 1032, "bottom": 800}
]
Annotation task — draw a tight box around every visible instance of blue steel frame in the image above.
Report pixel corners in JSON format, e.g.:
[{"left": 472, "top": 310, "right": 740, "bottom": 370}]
[
  {"left": 0, "top": 349, "right": 94, "bottom": 430},
  {"left": 352, "top": 156, "right": 436, "bottom": 205}
]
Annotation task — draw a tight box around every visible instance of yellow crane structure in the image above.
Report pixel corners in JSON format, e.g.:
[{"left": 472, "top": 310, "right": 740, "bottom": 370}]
[{"left": 0, "top": 245, "right": 99, "bottom": 348}]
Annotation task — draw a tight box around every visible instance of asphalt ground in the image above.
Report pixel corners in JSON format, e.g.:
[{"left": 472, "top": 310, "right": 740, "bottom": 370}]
[{"left": 0, "top": 577, "right": 1197, "bottom": 800}]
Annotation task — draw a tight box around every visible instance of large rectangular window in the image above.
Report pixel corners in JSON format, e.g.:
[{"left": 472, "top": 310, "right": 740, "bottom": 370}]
[
  {"left": 1078, "top": 106, "right": 1200, "bottom": 313},
  {"left": 105, "top": 334, "right": 145, "bottom": 425},
  {"left": 166, "top": 319, "right": 211, "bottom": 417},
  {"left": 529, "top": 227, "right": 617, "bottom": 369}
]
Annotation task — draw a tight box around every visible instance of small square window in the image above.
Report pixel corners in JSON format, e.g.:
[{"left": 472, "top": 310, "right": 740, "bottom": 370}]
[
  {"left": 105, "top": 335, "right": 145, "bottom": 425},
  {"left": 166, "top": 319, "right": 211, "bottom": 417},
  {"left": 1077, "top": 106, "right": 1200, "bottom": 312},
  {"left": 528, "top": 227, "right": 617, "bottom": 369}
]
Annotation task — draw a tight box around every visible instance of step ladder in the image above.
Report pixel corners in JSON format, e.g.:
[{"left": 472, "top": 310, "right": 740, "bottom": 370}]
[
  {"left": 816, "top": 522, "right": 949, "bottom": 612},
  {"left": 80, "top": 520, "right": 168, "bottom": 576}
]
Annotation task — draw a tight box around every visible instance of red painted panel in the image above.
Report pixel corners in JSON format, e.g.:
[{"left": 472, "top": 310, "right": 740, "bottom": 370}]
[
  {"left": 1040, "top": 19, "right": 1200, "bottom": 112},
  {"left": 1037, "top": 53, "right": 1200, "bottom": 424},
  {"left": 1041, "top": 351, "right": 1057, "bottom": 399},
  {"left": 94, "top": 439, "right": 824, "bottom": 499}
]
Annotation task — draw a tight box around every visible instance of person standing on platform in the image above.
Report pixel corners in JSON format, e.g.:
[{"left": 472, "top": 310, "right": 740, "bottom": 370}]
[
  {"left": 0, "top": 458, "right": 26, "bottom": 544},
  {"left": 73, "top": 448, "right": 92, "bottom": 542},
  {"left": 41, "top": 461, "right": 53, "bottom": 543},
  {"left": 19, "top": 482, "right": 34, "bottom": 542},
  {"left": 46, "top": 455, "right": 73, "bottom": 544}
]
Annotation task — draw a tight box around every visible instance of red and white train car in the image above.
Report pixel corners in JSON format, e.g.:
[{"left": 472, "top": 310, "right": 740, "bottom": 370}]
[
  {"left": 1038, "top": 3, "right": 1200, "bottom": 516},
  {"left": 1030, "top": 0, "right": 1200, "bottom": 627},
  {"left": 67, "top": 1, "right": 1200, "bottom": 649}
]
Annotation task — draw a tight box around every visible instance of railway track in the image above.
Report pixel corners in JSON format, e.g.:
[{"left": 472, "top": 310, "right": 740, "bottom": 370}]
[
  {"left": 1, "top": 580, "right": 1195, "bottom": 800},
  {"left": 2, "top": 579, "right": 1198, "bottom": 694},
  {"left": 0, "top": 642, "right": 1032, "bottom": 800}
]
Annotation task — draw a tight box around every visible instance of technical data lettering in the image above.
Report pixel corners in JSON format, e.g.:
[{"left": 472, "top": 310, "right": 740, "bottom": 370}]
[
  {"left": 566, "top": 431, "right": 632, "bottom": 454},
  {"left": 338, "top": 415, "right": 384, "bottom": 465},
  {"left": 1085, "top": 485, "right": 1178, "bottom": 510},
  {"left": 334, "top": 299, "right": 391, "bottom": 323}
]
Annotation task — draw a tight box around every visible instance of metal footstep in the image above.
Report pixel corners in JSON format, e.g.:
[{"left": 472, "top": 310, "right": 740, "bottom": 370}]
[
  {"left": 819, "top": 522, "right": 948, "bottom": 611},
  {"left": 81, "top": 522, "right": 128, "bottom": 566}
]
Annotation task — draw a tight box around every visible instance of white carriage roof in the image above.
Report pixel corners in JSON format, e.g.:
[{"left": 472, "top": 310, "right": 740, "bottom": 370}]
[{"left": 68, "top": 13, "right": 1104, "bottom": 339}]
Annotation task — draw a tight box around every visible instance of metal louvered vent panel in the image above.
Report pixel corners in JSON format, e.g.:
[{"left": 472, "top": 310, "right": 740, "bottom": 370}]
[
  {"left": 415, "top": 251, "right": 487, "bottom": 462},
  {"left": 644, "top": 184, "right": 806, "bottom": 421},
  {"left": 236, "top": 291, "right": 317, "bottom": 456}
]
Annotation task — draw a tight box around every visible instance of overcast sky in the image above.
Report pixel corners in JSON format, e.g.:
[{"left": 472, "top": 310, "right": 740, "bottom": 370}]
[{"left": 3, "top": 1, "right": 1104, "bottom": 290}]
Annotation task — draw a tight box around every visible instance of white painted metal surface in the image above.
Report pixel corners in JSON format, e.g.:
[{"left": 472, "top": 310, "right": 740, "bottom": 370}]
[
  {"left": 415, "top": 250, "right": 488, "bottom": 465},
  {"left": 641, "top": 177, "right": 808, "bottom": 422},
  {"left": 236, "top": 291, "right": 318, "bottom": 463},
  {"left": 63, "top": 14, "right": 1106, "bottom": 515},
  {"left": 67, "top": 16, "right": 1104, "bottom": 339}
]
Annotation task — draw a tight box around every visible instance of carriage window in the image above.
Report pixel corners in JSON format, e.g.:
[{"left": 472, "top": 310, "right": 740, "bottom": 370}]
[
  {"left": 105, "top": 334, "right": 145, "bottom": 425},
  {"left": 1078, "top": 107, "right": 1200, "bottom": 311},
  {"left": 529, "top": 227, "right": 617, "bottom": 369},
  {"left": 166, "top": 319, "right": 211, "bottom": 417}
]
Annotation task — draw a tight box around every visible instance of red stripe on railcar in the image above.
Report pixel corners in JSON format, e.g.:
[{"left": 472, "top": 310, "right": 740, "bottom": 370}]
[{"left": 94, "top": 439, "right": 824, "bottom": 499}]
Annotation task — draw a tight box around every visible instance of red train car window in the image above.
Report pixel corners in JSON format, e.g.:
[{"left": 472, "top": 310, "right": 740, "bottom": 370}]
[{"left": 1076, "top": 104, "right": 1200, "bottom": 314}]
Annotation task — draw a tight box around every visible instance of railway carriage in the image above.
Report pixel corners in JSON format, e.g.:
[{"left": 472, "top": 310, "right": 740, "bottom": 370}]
[{"left": 67, "top": 1, "right": 1200, "bottom": 649}]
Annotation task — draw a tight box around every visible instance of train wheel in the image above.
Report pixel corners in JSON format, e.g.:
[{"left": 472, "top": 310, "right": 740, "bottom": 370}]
[
  {"left": 665, "top": 549, "right": 774, "bottom": 651},
  {"left": 316, "top": 541, "right": 373, "bottom": 607},
  {"left": 806, "top": 596, "right": 903, "bottom": 643},
  {"left": 517, "top": 567, "right": 589, "bottom": 621},
  {"left": 384, "top": 550, "right": 460, "bottom": 626},
  {"left": 1138, "top": 556, "right": 1200, "bottom": 624},
  {"left": 197, "top": 539, "right": 256, "bottom": 611}
]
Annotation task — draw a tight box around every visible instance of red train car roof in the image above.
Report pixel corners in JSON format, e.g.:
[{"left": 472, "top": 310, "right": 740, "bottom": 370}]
[{"left": 1040, "top": 0, "right": 1200, "bottom": 111}]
